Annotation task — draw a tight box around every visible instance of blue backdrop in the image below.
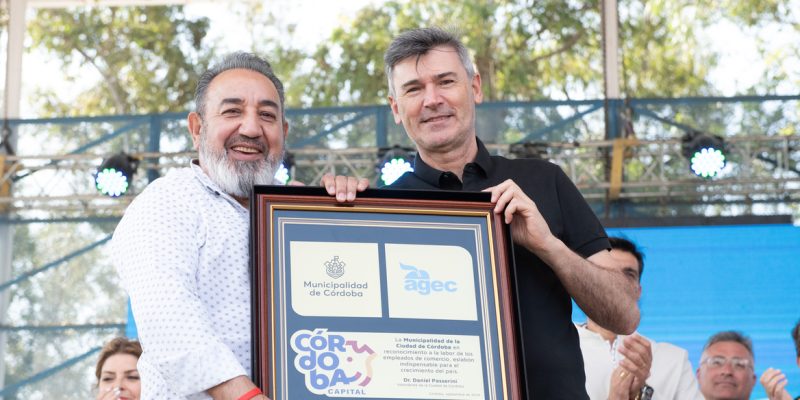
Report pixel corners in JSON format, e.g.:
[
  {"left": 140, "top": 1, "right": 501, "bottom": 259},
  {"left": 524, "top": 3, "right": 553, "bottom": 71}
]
[
  {"left": 573, "top": 223, "right": 800, "bottom": 399},
  {"left": 126, "top": 223, "right": 799, "bottom": 398}
]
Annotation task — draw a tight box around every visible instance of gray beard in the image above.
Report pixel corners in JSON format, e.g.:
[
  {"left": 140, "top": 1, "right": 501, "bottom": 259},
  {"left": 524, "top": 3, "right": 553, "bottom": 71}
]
[{"left": 198, "top": 129, "right": 282, "bottom": 198}]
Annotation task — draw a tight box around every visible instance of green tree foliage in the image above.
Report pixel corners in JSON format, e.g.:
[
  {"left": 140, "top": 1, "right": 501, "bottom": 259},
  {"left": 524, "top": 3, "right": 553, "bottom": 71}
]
[
  {"left": 6, "top": 6, "right": 213, "bottom": 396},
  {"left": 291, "top": 0, "right": 797, "bottom": 104},
  {"left": 3, "top": 223, "right": 125, "bottom": 399},
  {"left": 229, "top": 0, "right": 307, "bottom": 107},
  {"left": 28, "top": 6, "right": 212, "bottom": 116}
]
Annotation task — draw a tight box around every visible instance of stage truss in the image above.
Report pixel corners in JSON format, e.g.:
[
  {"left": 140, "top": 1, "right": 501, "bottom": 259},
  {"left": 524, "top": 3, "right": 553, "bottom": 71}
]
[{"left": 1, "top": 134, "right": 798, "bottom": 219}]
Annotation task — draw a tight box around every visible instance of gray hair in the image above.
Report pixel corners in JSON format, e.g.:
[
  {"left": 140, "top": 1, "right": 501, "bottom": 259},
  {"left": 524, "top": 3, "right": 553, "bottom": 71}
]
[
  {"left": 383, "top": 27, "right": 475, "bottom": 97},
  {"left": 703, "top": 330, "right": 754, "bottom": 358},
  {"left": 194, "top": 52, "right": 286, "bottom": 119}
]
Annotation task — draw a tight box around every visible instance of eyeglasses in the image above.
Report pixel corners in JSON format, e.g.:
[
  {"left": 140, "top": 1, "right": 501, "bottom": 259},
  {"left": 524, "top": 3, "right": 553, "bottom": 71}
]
[{"left": 701, "top": 356, "right": 753, "bottom": 371}]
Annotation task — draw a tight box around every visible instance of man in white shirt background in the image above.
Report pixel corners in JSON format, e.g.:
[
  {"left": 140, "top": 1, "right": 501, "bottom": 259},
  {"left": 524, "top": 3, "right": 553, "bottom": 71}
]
[{"left": 577, "top": 237, "right": 704, "bottom": 400}]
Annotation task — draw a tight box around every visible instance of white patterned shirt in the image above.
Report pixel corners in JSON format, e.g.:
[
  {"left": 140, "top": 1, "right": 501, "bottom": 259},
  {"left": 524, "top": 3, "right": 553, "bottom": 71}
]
[{"left": 113, "top": 162, "right": 259, "bottom": 399}]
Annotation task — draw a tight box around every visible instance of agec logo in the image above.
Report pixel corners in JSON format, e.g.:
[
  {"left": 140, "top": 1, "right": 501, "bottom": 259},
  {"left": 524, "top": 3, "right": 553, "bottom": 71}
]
[{"left": 401, "top": 262, "right": 457, "bottom": 295}]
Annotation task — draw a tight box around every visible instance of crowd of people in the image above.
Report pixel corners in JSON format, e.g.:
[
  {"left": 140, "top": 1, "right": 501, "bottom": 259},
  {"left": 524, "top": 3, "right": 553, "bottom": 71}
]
[
  {"left": 103, "top": 25, "right": 798, "bottom": 400},
  {"left": 576, "top": 237, "right": 800, "bottom": 400}
]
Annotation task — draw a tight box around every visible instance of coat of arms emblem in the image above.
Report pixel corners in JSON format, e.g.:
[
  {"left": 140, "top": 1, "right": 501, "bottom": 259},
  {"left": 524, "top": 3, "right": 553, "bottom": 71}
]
[{"left": 325, "top": 256, "right": 345, "bottom": 279}]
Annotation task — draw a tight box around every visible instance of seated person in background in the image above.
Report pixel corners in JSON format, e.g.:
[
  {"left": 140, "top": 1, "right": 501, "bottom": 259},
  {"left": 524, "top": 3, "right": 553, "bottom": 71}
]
[
  {"left": 577, "top": 237, "right": 703, "bottom": 400},
  {"left": 95, "top": 337, "right": 142, "bottom": 400},
  {"left": 759, "top": 319, "right": 800, "bottom": 400},
  {"left": 696, "top": 331, "right": 757, "bottom": 400}
]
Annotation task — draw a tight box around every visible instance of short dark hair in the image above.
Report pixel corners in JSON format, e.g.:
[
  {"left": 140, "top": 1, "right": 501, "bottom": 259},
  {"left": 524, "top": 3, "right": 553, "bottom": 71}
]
[
  {"left": 792, "top": 319, "right": 800, "bottom": 357},
  {"left": 608, "top": 237, "right": 644, "bottom": 280},
  {"left": 703, "top": 330, "right": 754, "bottom": 359},
  {"left": 95, "top": 337, "right": 143, "bottom": 385},
  {"left": 384, "top": 27, "right": 474, "bottom": 96},
  {"left": 194, "top": 52, "right": 285, "bottom": 119}
]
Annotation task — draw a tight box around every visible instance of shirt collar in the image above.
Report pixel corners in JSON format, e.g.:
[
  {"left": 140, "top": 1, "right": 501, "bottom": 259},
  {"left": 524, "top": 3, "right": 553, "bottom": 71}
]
[
  {"left": 471, "top": 137, "right": 494, "bottom": 176},
  {"left": 189, "top": 160, "right": 245, "bottom": 209},
  {"left": 411, "top": 137, "right": 494, "bottom": 187}
]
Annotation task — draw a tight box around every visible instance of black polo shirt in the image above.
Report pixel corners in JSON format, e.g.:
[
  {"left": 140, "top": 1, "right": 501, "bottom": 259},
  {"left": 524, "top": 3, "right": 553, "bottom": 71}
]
[{"left": 389, "top": 138, "right": 609, "bottom": 399}]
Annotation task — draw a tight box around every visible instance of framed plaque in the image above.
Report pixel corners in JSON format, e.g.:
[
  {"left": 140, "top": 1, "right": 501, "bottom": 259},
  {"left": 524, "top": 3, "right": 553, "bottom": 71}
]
[{"left": 251, "top": 186, "right": 523, "bottom": 400}]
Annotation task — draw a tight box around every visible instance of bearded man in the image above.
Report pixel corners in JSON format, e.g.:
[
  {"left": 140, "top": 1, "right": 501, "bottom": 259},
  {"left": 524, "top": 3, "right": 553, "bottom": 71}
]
[{"left": 112, "top": 52, "right": 282, "bottom": 400}]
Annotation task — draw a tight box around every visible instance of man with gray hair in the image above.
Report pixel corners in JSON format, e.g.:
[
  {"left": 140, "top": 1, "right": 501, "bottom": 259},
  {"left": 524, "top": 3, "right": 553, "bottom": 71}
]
[
  {"left": 696, "top": 331, "right": 757, "bottom": 400},
  {"left": 324, "top": 27, "right": 640, "bottom": 399},
  {"left": 113, "top": 52, "right": 283, "bottom": 399}
]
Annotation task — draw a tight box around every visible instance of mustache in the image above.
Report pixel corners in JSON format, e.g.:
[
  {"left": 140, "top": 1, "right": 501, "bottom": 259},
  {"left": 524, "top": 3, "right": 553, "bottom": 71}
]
[
  {"left": 419, "top": 108, "right": 455, "bottom": 122},
  {"left": 225, "top": 134, "right": 267, "bottom": 153}
]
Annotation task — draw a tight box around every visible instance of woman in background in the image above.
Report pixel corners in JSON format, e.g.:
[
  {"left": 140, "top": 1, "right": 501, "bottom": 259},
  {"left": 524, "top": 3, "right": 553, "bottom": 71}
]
[{"left": 94, "top": 337, "right": 141, "bottom": 400}]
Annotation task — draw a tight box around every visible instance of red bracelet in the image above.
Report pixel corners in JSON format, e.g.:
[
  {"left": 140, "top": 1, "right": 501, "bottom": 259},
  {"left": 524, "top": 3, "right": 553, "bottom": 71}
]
[{"left": 237, "top": 387, "right": 262, "bottom": 400}]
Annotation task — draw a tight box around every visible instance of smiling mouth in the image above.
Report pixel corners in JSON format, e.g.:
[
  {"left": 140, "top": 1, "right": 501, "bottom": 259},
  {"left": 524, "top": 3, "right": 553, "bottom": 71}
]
[
  {"left": 421, "top": 112, "right": 455, "bottom": 123},
  {"left": 230, "top": 145, "right": 262, "bottom": 154}
]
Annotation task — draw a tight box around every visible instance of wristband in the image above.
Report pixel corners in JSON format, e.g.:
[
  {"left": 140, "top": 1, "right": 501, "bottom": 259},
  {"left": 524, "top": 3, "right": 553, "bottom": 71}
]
[
  {"left": 237, "top": 387, "right": 262, "bottom": 400},
  {"left": 635, "top": 384, "right": 654, "bottom": 400}
]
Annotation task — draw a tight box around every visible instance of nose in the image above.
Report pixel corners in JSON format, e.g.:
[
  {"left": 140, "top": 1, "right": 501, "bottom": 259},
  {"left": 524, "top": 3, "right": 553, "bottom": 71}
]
[
  {"left": 238, "top": 111, "right": 262, "bottom": 138},
  {"left": 718, "top": 362, "right": 735, "bottom": 375},
  {"left": 111, "top": 376, "right": 125, "bottom": 392},
  {"left": 422, "top": 84, "right": 443, "bottom": 109}
]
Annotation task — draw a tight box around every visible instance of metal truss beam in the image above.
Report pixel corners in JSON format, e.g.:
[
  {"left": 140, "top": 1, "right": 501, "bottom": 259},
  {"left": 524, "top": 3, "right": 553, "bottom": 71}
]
[{"left": 0, "top": 135, "right": 797, "bottom": 218}]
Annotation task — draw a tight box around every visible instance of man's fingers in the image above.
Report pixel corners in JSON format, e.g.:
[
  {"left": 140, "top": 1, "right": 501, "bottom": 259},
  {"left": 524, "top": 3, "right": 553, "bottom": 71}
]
[
  {"left": 346, "top": 177, "right": 359, "bottom": 201},
  {"left": 760, "top": 368, "right": 781, "bottom": 387},
  {"left": 504, "top": 198, "right": 520, "bottom": 224},
  {"left": 322, "top": 173, "right": 336, "bottom": 194},
  {"left": 322, "top": 175, "right": 370, "bottom": 202},
  {"left": 775, "top": 378, "right": 788, "bottom": 396},
  {"left": 618, "top": 358, "right": 646, "bottom": 378},
  {"left": 485, "top": 180, "right": 529, "bottom": 217},
  {"left": 621, "top": 335, "right": 652, "bottom": 367},
  {"left": 333, "top": 175, "right": 348, "bottom": 201},
  {"left": 759, "top": 368, "right": 793, "bottom": 400}
]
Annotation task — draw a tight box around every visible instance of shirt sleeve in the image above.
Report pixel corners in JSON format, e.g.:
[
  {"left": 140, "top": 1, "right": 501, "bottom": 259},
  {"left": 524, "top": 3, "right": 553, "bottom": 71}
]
[
  {"left": 112, "top": 182, "right": 246, "bottom": 396},
  {"left": 674, "top": 347, "right": 705, "bottom": 400},
  {"left": 553, "top": 165, "right": 610, "bottom": 257}
]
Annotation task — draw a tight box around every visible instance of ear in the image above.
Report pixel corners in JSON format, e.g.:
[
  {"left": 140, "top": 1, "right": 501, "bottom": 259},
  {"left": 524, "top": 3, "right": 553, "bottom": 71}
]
[
  {"left": 283, "top": 119, "right": 289, "bottom": 140},
  {"left": 471, "top": 72, "right": 483, "bottom": 104},
  {"left": 188, "top": 112, "right": 202, "bottom": 150},
  {"left": 388, "top": 95, "right": 402, "bottom": 125}
]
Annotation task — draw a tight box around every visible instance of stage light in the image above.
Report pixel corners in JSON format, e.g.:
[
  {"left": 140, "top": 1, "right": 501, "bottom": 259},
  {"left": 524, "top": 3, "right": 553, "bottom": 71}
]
[
  {"left": 377, "top": 145, "right": 415, "bottom": 186},
  {"left": 95, "top": 153, "right": 139, "bottom": 197},
  {"left": 274, "top": 151, "right": 294, "bottom": 185},
  {"left": 681, "top": 131, "right": 727, "bottom": 179}
]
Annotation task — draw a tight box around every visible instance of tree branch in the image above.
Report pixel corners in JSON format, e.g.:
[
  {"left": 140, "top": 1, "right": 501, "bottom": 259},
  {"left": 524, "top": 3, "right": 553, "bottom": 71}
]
[
  {"left": 73, "top": 46, "right": 128, "bottom": 114},
  {"left": 530, "top": 30, "right": 584, "bottom": 64}
]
